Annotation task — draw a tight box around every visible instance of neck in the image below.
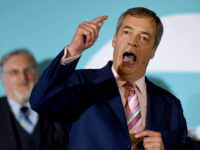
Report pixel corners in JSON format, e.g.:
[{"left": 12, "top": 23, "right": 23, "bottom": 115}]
[
  {"left": 118, "top": 69, "right": 146, "bottom": 82},
  {"left": 8, "top": 95, "right": 28, "bottom": 106}
]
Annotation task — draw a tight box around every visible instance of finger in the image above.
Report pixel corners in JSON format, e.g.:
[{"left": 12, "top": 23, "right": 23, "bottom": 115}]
[
  {"left": 143, "top": 136, "right": 162, "bottom": 143},
  {"left": 143, "top": 140, "right": 162, "bottom": 149},
  {"left": 135, "top": 130, "right": 161, "bottom": 138},
  {"left": 80, "top": 23, "right": 96, "bottom": 43},
  {"left": 144, "top": 146, "right": 160, "bottom": 150},
  {"left": 82, "top": 22, "right": 99, "bottom": 41},
  {"left": 97, "top": 21, "right": 104, "bottom": 29},
  {"left": 90, "top": 15, "right": 108, "bottom": 24},
  {"left": 77, "top": 24, "right": 92, "bottom": 43}
]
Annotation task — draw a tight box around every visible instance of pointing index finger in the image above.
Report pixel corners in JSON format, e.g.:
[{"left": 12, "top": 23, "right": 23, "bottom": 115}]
[{"left": 91, "top": 16, "right": 108, "bottom": 24}]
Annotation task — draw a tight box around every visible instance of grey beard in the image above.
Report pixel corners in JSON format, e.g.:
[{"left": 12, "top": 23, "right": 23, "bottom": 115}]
[{"left": 14, "top": 90, "right": 31, "bottom": 102}]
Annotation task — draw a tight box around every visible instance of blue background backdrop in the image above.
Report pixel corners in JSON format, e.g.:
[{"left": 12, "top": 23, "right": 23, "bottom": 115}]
[{"left": 0, "top": 0, "right": 200, "bottom": 138}]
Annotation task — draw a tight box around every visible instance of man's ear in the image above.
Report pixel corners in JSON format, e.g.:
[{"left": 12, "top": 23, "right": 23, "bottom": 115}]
[
  {"left": 112, "top": 34, "right": 116, "bottom": 48},
  {"left": 150, "top": 48, "right": 157, "bottom": 59}
]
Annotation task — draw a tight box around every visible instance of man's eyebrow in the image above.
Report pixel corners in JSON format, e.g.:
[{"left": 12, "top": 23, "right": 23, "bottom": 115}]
[
  {"left": 122, "top": 26, "right": 152, "bottom": 39},
  {"left": 122, "top": 26, "right": 133, "bottom": 30},
  {"left": 141, "top": 32, "right": 151, "bottom": 39},
  {"left": 141, "top": 32, "right": 152, "bottom": 39}
]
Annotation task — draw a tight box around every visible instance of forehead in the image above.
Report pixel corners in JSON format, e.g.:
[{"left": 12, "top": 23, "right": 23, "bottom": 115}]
[
  {"left": 3, "top": 54, "right": 33, "bottom": 70},
  {"left": 120, "top": 15, "right": 157, "bottom": 35}
]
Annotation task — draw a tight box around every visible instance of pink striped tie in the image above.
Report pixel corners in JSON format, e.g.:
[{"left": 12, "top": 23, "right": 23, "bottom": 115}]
[{"left": 123, "top": 82, "right": 143, "bottom": 150}]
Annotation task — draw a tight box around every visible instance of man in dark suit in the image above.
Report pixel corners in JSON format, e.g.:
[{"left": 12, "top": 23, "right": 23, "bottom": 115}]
[
  {"left": 0, "top": 49, "right": 69, "bottom": 150},
  {"left": 30, "top": 7, "right": 194, "bottom": 150}
]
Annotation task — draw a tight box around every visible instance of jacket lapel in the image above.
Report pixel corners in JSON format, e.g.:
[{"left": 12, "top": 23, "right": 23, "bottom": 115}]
[
  {"left": 145, "top": 78, "right": 166, "bottom": 131},
  {"left": 93, "top": 61, "right": 129, "bottom": 136},
  {"left": 92, "top": 63, "right": 167, "bottom": 138}
]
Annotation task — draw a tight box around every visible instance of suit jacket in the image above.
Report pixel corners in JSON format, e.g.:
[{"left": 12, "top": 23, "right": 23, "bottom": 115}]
[
  {"left": 30, "top": 49, "right": 194, "bottom": 150},
  {"left": 0, "top": 97, "right": 69, "bottom": 150}
]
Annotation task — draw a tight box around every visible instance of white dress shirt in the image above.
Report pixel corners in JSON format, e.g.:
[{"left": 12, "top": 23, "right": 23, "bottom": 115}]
[{"left": 7, "top": 98, "right": 38, "bottom": 127}]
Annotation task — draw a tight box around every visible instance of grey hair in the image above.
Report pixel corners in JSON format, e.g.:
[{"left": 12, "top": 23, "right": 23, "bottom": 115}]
[
  {"left": 116, "top": 7, "right": 163, "bottom": 49},
  {"left": 0, "top": 49, "right": 38, "bottom": 74}
]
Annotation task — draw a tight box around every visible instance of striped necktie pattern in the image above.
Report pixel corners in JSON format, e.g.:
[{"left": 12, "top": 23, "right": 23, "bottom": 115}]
[
  {"left": 123, "top": 82, "right": 143, "bottom": 150},
  {"left": 19, "top": 107, "right": 35, "bottom": 134}
]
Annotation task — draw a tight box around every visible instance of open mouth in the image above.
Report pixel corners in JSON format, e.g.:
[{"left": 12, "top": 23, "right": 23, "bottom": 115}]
[{"left": 123, "top": 52, "right": 136, "bottom": 64}]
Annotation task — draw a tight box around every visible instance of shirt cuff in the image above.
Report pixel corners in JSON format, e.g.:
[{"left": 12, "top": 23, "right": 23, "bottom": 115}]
[{"left": 60, "top": 46, "right": 81, "bottom": 65}]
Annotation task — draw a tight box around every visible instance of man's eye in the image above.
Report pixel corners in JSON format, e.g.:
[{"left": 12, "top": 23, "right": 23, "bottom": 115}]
[
  {"left": 10, "top": 70, "right": 19, "bottom": 75},
  {"left": 141, "top": 36, "right": 149, "bottom": 42},
  {"left": 142, "top": 37, "right": 147, "bottom": 40},
  {"left": 124, "top": 31, "right": 129, "bottom": 34},
  {"left": 25, "top": 68, "right": 35, "bottom": 74}
]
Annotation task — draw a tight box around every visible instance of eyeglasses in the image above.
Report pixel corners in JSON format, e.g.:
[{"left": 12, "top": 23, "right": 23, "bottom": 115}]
[{"left": 2, "top": 67, "right": 36, "bottom": 77}]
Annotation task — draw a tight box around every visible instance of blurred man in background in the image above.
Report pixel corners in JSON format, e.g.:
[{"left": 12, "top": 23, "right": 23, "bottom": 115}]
[{"left": 0, "top": 49, "right": 69, "bottom": 150}]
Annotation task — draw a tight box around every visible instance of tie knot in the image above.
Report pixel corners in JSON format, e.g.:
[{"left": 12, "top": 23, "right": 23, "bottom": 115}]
[
  {"left": 20, "top": 107, "right": 29, "bottom": 116},
  {"left": 122, "top": 81, "right": 136, "bottom": 90}
]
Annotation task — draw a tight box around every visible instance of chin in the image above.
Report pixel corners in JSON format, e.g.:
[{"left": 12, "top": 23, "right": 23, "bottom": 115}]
[
  {"left": 119, "top": 67, "right": 145, "bottom": 82},
  {"left": 14, "top": 90, "right": 31, "bottom": 102},
  {"left": 120, "top": 74, "right": 140, "bottom": 82},
  {"left": 118, "top": 64, "right": 136, "bottom": 75}
]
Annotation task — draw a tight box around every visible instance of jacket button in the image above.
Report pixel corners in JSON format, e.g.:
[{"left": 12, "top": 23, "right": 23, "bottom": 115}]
[{"left": 124, "top": 147, "right": 131, "bottom": 150}]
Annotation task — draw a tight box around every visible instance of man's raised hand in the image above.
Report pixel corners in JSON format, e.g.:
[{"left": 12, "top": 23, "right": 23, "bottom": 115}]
[{"left": 67, "top": 16, "right": 108, "bottom": 57}]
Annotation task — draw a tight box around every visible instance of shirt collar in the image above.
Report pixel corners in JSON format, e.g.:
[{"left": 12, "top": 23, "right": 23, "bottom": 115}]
[
  {"left": 7, "top": 97, "right": 31, "bottom": 117},
  {"left": 7, "top": 97, "right": 39, "bottom": 126},
  {"left": 111, "top": 65, "right": 147, "bottom": 97}
]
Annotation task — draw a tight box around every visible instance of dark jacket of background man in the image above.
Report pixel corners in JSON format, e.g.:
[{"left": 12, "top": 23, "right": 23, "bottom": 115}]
[{"left": 0, "top": 50, "right": 69, "bottom": 150}]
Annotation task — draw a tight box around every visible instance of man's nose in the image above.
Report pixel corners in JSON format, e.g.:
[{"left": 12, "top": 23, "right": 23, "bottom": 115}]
[
  {"left": 19, "top": 71, "right": 28, "bottom": 80},
  {"left": 127, "top": 35, "right": 138, "bottom": 48}
]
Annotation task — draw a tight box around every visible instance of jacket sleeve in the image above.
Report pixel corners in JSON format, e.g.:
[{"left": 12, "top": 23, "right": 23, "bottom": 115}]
[
  {"left": 175, "top": 101, "right": 194, "bottom": 150},
  {"left": 30, "top": 49, "right": 81, "bottom": 124}
]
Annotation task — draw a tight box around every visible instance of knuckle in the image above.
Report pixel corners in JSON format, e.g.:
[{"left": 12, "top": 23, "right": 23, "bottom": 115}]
[
  {"left": 147, "top": 130, "right": 150, "bottom": 134},
  {"left": 143, "top": 137, "right": 148, "bottom": 143},
  {"left": 94, "top": 24, "right": 99, "bottom": 30},
  {"left": 143, "top": 143, "right": 147, "bottom": 149},
  {"left": 158, "top": 137, "right": 162, "bottom": 142},
  {"left": 78, "top": 24, "right": 81, "bottom": 28},
  {"left": 78, "top": 24, "right": 83, "bottom": 29},
  {"left": 76, "top": 28, "right": 82, "bottom": 33},
  {"left": 91, "top": 27, "right": 95, "bottom": 33},
  {"left": 158, "top": 142, "right": 161, "bottom": 147},
  {"left": 85, "top": 31, "right": 91, "bottom": 36},
  {"left": 157, "top": 132, "right": 161, "bottom": 136},
  {"left": 143, "top": 141, "right": 147, "bottom": 146}
]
